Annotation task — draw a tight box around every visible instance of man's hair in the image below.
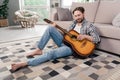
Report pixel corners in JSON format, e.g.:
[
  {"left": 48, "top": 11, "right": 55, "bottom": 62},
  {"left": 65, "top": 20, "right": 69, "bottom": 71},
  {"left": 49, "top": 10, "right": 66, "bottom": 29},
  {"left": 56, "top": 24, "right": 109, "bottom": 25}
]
[{"left": 72, "top": 7, "right": 85, "bottom": 14}]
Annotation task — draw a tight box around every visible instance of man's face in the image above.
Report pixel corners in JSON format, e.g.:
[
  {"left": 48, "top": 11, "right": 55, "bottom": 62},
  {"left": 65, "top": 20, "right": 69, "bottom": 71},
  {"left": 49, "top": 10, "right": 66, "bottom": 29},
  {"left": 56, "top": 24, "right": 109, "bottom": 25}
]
[{"left": 73, "top": 10, "right": 84, "bottom": 23}]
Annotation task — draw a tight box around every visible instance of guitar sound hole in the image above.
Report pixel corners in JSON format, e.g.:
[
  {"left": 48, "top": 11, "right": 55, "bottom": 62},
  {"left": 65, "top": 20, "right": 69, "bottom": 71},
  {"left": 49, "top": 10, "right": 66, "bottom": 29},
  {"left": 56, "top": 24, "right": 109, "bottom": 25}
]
[
  {"left": 71, "top": 35, "right": 78, "bottom": 41},
  {"left": 71, "top": 35, "right": 77, "bottom": 39}
]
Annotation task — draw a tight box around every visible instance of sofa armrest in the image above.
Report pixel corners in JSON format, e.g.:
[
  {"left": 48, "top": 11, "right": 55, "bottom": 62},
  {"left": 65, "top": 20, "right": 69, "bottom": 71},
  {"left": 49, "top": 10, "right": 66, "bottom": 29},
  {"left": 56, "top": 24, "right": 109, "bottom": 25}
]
[{"left": 52, "top": 12, "right": 59, "bottom": 21}]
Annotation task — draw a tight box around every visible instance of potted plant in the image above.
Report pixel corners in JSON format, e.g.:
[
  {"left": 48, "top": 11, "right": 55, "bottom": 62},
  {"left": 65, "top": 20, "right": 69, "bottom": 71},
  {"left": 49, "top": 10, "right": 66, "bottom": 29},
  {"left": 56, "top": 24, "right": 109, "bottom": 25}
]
[{"left": 0, "top": 0, "right": 9, "bottom": 27}]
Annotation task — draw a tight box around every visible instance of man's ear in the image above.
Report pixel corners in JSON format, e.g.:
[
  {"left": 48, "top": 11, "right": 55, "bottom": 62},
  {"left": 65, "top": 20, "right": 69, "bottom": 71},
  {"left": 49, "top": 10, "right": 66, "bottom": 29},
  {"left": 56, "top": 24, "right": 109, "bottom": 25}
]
[
  {"left": 83, "top": 13, "right": 85, "bottom": 16},
  {"left": 72, "top": 14, "right": 75, "bottom": 19}
]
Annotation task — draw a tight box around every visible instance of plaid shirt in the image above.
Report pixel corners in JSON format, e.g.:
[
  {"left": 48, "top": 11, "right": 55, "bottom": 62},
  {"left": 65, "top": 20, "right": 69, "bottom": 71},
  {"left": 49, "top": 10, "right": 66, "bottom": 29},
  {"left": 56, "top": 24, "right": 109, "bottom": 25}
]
[{"left": 69, "top": 19, "right": 101, "bottom": 45}]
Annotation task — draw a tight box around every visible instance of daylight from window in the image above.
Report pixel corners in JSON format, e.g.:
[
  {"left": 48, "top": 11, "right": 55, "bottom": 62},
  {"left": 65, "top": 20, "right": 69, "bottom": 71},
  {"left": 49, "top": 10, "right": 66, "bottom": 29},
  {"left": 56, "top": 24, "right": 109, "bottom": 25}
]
[{"left": 21, "top": 0, "right": 94, "bottom": 23}]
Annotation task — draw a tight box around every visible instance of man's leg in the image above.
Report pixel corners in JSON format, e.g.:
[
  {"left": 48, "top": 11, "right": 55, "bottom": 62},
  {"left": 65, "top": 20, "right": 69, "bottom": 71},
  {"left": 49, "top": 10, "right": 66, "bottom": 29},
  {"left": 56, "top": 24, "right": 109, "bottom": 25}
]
[
  {"left": 11, "top": 45, "right": 72, "bottom": 71},
  {"left": 27, "top": 26, "right": 63, "bottom": 57},
  {"left": 28, "top": 45, "right": 72, "bottom": 66},
  {"left": 11, "top": 26, "right": 66, "bottom": 71},
  {"left": 38, "top": 25, "right": 63, "bottom": 49}
]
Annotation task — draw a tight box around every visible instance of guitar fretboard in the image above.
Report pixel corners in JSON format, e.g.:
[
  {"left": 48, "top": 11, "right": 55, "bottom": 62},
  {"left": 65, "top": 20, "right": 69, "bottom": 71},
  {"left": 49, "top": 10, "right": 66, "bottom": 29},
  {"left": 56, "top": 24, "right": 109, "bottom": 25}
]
[{"left": 44, "top": 18, "right": 73, "bottom": 37}]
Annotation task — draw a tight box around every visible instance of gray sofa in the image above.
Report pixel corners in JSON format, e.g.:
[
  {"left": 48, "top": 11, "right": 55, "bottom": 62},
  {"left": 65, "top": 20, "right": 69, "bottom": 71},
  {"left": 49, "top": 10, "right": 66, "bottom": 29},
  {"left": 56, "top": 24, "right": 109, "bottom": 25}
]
[{"left": 52, "top": 1, "right": 120, "bottom": 55}]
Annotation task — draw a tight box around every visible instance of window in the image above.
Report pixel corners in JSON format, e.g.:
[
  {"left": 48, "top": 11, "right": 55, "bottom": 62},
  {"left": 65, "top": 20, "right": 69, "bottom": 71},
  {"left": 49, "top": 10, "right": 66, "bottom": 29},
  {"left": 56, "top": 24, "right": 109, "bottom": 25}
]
[
  {"left": 62, "top": 0, "right": 95, "bottom": 8},
  {"left": 20, "top": 0, "right": 95, "bottom": 24},
  {"left": 20, "top": 0, "right": 50, "bottom": 24}
]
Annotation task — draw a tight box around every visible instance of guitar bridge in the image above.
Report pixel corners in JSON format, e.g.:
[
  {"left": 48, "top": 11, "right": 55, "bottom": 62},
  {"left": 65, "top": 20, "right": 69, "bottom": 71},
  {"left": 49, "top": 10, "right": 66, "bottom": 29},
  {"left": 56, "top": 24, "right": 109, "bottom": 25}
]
[{"left": 81, "top": 41, "right": 87, "bottom": 48}]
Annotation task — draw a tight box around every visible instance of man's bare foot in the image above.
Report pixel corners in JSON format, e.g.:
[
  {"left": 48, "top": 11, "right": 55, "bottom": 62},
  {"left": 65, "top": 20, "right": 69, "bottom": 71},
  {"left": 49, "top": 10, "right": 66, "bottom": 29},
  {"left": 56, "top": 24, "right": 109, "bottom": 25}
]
[
  {"left": 26, "top": 48, "right": 42, "bottom": 57},
  {"left": 11, "top": 62, "right": 27, "bottom": 71}
]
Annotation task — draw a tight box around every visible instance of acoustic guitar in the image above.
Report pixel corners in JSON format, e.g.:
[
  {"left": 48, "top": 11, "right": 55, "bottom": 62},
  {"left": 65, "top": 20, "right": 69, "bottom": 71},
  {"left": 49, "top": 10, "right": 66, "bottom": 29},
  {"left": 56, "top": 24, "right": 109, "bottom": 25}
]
[{"left": 44, "top": 18, "right": 95, "bottom": 57}]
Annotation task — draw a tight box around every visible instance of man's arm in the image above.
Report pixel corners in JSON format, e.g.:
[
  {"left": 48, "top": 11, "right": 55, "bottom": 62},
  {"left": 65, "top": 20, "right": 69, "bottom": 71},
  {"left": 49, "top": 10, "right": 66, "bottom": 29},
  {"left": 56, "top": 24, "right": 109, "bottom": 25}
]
[{"left": 87, "top": 24, "right": 101, "bottom": 44}]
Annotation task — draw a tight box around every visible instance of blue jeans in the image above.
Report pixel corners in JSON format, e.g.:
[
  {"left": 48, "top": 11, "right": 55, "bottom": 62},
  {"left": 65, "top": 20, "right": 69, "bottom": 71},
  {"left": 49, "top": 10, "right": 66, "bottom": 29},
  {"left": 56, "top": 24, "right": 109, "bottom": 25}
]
[{"left": 27, "top": 26, "right": 72, "bottom": 66}]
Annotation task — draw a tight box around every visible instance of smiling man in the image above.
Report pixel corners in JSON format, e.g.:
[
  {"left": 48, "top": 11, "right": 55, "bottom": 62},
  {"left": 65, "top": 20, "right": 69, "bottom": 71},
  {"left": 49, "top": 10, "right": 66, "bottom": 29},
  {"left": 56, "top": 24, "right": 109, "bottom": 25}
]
[{"left": 11, "top": 7, "right": 100, "bottom": 72}]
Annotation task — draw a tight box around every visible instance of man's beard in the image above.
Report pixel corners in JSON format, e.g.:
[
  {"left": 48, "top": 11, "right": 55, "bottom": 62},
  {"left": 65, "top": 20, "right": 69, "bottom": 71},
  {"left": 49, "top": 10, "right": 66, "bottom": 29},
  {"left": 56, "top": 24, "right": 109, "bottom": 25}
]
[{"left": 76, "top": 18, "right": 84, "bottom": 23}]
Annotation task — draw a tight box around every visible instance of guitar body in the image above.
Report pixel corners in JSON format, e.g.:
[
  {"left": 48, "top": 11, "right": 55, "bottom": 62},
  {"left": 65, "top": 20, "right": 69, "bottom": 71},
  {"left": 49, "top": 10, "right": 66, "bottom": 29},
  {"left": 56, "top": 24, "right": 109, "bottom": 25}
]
[{"left": 63, "top": 30, "right": 95, "bottom": 57}]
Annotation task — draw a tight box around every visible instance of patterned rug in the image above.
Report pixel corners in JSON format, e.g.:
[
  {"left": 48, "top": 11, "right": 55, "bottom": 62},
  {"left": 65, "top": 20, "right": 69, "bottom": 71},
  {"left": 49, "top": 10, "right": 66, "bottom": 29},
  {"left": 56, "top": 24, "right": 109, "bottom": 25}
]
[{"left": 0, "top": 37, "right": 120, "bottom": 80}]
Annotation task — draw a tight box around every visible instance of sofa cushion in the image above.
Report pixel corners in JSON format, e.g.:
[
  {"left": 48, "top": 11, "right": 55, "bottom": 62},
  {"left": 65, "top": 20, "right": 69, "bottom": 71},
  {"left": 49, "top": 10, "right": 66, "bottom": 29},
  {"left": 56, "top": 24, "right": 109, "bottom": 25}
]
[
  {"left": 54, "top": 21, "right": 73, "bottom": 30},
  {"left": 71, "top": 1, "right": 98, "bottom": 22},
  {"left": 57, "top": 8, "right": 73, "bottom": 21},
  {"left": 112, "top": 13, "right": 120, "bottom": 28},
  {"left": 95, "top": 1, "right": 120, "bottom": 24},
  {"left": 94, "top": 23, "right": 120, "bottom": 40}
]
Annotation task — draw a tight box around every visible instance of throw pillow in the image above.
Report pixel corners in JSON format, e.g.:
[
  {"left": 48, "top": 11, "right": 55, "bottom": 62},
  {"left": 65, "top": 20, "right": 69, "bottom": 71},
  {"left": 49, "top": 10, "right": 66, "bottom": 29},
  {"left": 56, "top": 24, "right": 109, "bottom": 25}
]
[
  {"left": 57, "top": 8, "right": 73, "bottom": 21},
  {"left": 112, "top": 13, "right": 120, "bottom": 27},
  {"left": 53, "top": 12, "right": 58, "bottom": 21}
]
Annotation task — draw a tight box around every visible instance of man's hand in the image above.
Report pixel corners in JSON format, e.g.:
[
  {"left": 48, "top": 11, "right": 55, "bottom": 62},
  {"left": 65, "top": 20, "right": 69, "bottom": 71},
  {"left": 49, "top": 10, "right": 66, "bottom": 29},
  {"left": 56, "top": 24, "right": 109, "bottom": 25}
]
[
  {"left": 77, "top": 34, "right": 86, "bottom": 40},
  {"left": 77, "top": 34, "right": 93, "bottom": 42},
  {"left": 51, "top": 22, "right": 57, "bottom": 27}
]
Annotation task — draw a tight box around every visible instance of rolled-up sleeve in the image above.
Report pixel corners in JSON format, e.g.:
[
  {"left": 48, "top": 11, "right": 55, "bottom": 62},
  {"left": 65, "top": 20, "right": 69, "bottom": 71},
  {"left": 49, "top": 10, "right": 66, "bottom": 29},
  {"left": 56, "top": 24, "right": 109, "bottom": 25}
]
[{"left": 87, "top": 24, "right": 101, "bottom": 44}]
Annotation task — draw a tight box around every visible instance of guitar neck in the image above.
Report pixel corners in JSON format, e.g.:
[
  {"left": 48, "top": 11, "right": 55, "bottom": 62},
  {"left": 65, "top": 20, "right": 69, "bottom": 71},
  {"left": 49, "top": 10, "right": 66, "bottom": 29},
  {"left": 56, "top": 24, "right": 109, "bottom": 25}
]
[
  {"left": 43, "top": 18, "right": 72, "bottom": 37},
  {"left": 55, "top": 25, "right": 66, "bottom": 33},
  {"left": 55, "top": 24, "right": 72, "bottom": 37}
]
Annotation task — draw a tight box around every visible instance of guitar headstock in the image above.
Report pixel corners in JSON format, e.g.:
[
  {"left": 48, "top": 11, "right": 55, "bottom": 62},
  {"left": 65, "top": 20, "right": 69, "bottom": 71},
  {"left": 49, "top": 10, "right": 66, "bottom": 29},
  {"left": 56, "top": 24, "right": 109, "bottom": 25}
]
[{"left": 43, "top": 18, "right": 53, "bottom": 24}]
